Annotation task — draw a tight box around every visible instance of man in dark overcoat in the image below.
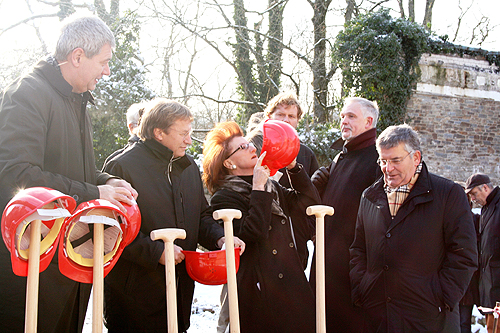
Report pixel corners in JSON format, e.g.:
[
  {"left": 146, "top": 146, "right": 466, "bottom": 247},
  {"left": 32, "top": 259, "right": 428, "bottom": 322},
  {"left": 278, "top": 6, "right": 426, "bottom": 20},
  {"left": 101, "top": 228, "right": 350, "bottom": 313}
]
[
  {"left": 264, "top": 91, "right": 319, "bottom": 269},
  {"left": 466, "top": 173, "right": 500, "bottom": 332},
  {"left": 310, "top": 97, "right": 381, "bottom": 332},
  {"left": 0, "top": 16, "right": 137, "bottom": 333},
  {"left": 102, "top": 98, "right": 244, "bottom": 333},
  {"left": 350, "top": 124, "right": 478, "bottom": 332}
]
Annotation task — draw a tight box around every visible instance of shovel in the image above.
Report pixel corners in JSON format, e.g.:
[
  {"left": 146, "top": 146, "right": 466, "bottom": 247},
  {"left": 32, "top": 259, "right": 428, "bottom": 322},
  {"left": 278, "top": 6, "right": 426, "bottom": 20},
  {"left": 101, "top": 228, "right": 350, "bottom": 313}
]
[
  {"left": 213, "top": 209, "right": 242, "bottom": 333},
  {"left": 307, "top": 205, "right": 334, "bottom": 333},
  {"left": 150, "top": 228, "right": 187, "bottom": 333},
  {"left": 25, "top": 219, "right": 42, "bottom": 333}
]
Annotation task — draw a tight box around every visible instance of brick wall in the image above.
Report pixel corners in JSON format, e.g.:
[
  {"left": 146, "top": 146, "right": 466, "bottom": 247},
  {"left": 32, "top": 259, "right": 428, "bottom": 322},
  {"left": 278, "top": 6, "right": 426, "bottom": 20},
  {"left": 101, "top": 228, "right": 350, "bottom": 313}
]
[{"left": 406, "top": 53, "right": 500, "bottom": 184}]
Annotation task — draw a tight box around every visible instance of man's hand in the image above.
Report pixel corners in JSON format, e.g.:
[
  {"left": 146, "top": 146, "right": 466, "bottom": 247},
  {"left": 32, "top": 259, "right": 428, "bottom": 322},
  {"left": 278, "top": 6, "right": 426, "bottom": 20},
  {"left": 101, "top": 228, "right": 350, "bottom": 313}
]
[
  {"left": 217, "top": 236, "right": 246, "bottom": 255},
  {"left": 98, "top": 178, "right": 138, "bottom": 213},
  {"left": 159, "top": 244, "right": 185, "bottom": 265},
  {"left": 311, "top": 166, "right": 329, "bottom": 188}
]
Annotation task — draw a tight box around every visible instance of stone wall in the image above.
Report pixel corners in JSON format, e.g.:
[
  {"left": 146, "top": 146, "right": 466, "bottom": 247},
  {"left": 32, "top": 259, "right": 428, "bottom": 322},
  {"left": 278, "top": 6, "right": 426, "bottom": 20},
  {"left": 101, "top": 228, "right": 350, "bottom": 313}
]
[{"left": 406, "top": 53, "right": 500, "bottom": 184}]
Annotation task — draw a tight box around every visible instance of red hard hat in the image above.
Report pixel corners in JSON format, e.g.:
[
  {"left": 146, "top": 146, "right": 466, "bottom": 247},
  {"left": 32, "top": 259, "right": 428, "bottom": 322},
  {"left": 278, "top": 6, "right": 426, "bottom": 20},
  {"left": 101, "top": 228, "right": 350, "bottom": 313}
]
[
  {"left": 1, "top": 187, "right": 76, "bottom": 276},
  {"left": 182, "top": 248, "right": 241, "bottom": 285},
  {"left": 261, "top": 119, "right": 300, "bottom": 176},
  {"left": 58, "top": 199, "right": 141, "bottom": 283}
]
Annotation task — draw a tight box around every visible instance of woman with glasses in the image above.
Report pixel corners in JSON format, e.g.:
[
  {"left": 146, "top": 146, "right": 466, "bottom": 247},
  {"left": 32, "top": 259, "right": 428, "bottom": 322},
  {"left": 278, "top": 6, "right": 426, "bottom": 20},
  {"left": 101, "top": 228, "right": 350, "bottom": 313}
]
[{"left": 203, "top": 121, "right": 319, "bottom": 333}]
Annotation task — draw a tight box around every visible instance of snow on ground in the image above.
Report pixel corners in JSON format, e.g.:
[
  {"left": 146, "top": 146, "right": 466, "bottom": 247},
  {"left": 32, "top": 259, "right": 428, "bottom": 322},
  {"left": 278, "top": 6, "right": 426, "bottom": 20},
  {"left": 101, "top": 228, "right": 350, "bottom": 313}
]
[{"left": 83, "top": 283, "right": 223, "bottom": 333}]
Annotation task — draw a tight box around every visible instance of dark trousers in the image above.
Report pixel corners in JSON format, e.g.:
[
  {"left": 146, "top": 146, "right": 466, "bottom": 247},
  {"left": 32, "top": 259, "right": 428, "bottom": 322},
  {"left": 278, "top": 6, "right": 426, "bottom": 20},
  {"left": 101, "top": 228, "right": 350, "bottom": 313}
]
[{"left": 459, "top": 304, "right": 473, "bottom": 333}]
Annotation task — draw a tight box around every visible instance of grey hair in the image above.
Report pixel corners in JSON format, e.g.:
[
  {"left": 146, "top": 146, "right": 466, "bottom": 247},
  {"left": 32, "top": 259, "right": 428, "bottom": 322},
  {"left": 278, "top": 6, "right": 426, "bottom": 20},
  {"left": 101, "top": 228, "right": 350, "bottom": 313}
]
[
  {"left": 55, "top": 16, "right": 115, "bottom": 61},
  {"left": 126, "top": 102, "right": 146, "bottom": 127},
  {"left": 344, "top": 97, "right": 380, "bottom": 128},
  {"left": 376, "top": 124, "right": 421, "bottom": 155}
]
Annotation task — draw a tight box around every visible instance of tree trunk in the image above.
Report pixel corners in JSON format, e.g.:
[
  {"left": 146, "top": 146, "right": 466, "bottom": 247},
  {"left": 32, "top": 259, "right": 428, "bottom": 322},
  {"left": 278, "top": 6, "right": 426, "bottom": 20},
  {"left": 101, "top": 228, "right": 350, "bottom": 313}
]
[
  {"left": 408, "top": 0, "right": 415, "bottom": 22},
  {"left": 311, "top": 0, "right": 331, "bottom": 122},
  {"left": 266, "top": 0, "right": 284, "bottom": 101},
  {"left": 422, "top": 0, "right": 435, "bottom": 31},
  {"left": 345, "top": 0, "right": 356, "bottom": 22},
  {"left": 396, "top": 0, "right": 405, "bottom": 18},
  {"left": 233, "top": 0, "right": 259, "bottom": 121}
]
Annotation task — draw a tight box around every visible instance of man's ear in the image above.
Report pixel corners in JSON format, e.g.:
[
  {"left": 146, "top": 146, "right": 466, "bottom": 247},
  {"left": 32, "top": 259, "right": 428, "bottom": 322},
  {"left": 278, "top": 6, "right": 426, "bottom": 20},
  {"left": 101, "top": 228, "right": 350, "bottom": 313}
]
[
  {"left": 153, "top": 128, "right": 163, "bottom": 141},
  {"left": 366, "top": 116, "right": 374, "bottom": 129},
  {"left": 412, "top": 150, "right": 422, "bottom": 166},
  {"left": 69, "top": 48, "right": 85, "bottom": 67}
]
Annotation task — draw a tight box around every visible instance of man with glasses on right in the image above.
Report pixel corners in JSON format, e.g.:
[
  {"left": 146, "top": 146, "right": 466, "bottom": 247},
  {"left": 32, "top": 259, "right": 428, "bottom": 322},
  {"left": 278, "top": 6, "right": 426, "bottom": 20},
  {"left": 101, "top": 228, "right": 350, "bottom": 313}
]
[{"left": 350, "top": 124, "right": 478, "bottom": 332}]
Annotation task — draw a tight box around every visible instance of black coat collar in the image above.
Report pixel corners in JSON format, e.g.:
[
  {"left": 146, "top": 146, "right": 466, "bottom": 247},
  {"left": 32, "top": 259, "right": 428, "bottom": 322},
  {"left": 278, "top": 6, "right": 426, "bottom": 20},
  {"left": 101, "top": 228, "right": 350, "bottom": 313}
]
[
  {"left": 331, "top": 128, "right": 377, "bottom": 153},
  {"left": 142, "top": 139, "right": 192, "bottom": 170}
]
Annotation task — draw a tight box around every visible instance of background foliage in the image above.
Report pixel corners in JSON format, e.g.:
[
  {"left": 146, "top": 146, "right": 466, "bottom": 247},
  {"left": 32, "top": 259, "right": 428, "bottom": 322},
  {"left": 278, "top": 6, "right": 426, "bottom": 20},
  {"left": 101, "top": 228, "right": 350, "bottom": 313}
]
[
  {"left": 90, "top": 12, "right": 155, "bottom": 169},
  {"left": 334, "top": 9, "right": 430, "bottom": 131}
]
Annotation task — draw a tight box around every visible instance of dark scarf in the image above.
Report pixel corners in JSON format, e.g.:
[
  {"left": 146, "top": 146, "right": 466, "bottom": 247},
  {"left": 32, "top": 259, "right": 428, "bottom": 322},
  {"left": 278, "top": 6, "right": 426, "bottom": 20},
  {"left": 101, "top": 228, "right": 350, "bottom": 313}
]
[
  {"left": 331, "top": 127, "right": 377, "bottom": 153},
  {"left": 219, "top": 175, "right": 287, "bottom": 219}
]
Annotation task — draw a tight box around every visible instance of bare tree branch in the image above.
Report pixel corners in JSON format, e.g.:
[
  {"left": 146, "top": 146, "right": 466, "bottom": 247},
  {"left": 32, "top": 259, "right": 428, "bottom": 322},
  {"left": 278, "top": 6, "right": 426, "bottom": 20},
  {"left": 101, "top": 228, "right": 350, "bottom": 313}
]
[
  {"left": 0, "top": 13, "right": 58, "bottom": 36},
  {"left": 173, "top": 94, "right": 266, "bottom": 108},
  {"left": 452, "top": 0, "right": 473, "bottom": 42}
]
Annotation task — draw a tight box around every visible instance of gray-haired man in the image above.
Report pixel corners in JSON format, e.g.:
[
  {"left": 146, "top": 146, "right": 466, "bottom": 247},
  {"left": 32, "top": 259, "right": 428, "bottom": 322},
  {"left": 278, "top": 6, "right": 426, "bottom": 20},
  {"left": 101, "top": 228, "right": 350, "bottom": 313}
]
[
  {"left": 350, "top": 124, "right": 477, "bottom": 332},
  {"left": 0, "top": 15, "right": 136, "bottom": 332}
]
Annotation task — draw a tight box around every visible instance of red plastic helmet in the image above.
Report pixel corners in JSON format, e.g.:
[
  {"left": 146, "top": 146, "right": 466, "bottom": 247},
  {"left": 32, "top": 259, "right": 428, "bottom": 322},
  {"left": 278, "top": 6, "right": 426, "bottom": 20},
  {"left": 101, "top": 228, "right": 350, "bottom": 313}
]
[
  {"left": 261, "top": 119, "right": 300, "bottom": 176},
  {"left": 58, "top": 199, "right": 141, "bottom": 283},
  {"left": 182, "top": 248, "right": 241, "bottom": 285},
  {"left": 1, "top": 187, "right": 76, "bottom": 276}
]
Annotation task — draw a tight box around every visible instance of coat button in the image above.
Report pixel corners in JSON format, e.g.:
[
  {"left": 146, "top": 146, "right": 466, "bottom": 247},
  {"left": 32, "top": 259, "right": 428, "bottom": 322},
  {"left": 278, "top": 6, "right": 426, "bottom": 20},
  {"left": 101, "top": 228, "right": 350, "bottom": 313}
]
[
  {"left": 383, "top": 265, "right": 389, "bottom": 271},
  {"left": 272, "top": 249, "right": 277, "bottom": 255},
  {"left": 269, "top": 225, "right": 272, "bottom": 230},
  {"left": 386, "top": 233, "right": 391, "bottom": 238},
  {"left": 281, "top": 219, "right": 286, "bottom": 225},
  {"left": 72, "top": 194, "right": 79, "bottom": 201},
  {"left": 386, "top": 297, "right": 392, "bottom": 303},
  {"left": 289, "top": 242, "right": 294, "bottom": 248},
  {"left": 278, "top": 273, "right": 283, "bottom": 279}
]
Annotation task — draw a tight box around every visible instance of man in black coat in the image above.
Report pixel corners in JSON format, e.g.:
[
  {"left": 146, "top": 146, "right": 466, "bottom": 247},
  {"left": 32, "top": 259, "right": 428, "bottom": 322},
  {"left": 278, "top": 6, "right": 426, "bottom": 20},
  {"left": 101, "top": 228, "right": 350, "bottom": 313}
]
[
  {"left": 466, "top": 173, "right": 500, "bottom": 332},
  {"left": 350, "top": 124, "right": 477, "bottom": 332},
  {"left": 310, "top": 97, "right": 381, "bottom": 332},
  {"left": 263, "top": 91, "right": 319, "bottom": 269},
  {"left": 103, "top": 98, "right": 244, "bottom": 333},
  {"left": 0, "top": 16, "right": 137, "bottom": 333}
]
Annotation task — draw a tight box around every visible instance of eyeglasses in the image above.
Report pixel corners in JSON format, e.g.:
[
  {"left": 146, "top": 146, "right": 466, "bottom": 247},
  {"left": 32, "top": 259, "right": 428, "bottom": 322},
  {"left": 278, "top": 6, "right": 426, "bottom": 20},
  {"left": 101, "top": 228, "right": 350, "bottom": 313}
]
[
  {"left": 226, "top": 142, "right": 254, "bottom": 159},
  {"left": 377, "top": 151, "right": 413, "bottom": 167},
  {"left": 169, "top": 128, "right": 192, "bottom": 140}
]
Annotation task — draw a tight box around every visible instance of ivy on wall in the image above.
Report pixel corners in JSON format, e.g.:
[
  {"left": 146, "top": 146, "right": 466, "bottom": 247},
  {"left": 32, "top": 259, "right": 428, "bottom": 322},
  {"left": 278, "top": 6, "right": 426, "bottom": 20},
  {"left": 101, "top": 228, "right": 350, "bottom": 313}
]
[
  {"left": 428, "top": 35, "right": 500, "bottom": 74},
  {"left": 333, "top": 9, "right": 430, "bottom": 131}
]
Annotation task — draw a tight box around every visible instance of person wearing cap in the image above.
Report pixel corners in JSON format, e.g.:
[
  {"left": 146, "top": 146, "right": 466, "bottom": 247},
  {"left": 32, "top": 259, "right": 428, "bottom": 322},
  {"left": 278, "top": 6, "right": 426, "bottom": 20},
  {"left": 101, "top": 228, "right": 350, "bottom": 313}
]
[
  {"left": 308, "top": 97, "right": 381, "bottom": 331},
  {"left": 203, "top": 121, "right": 319, "bottom": 333},
  {"left": 350, "top": 124, "right": 478, "bottom": 332},
  {"left": 263, "top": 91, "right": 319, "bottom": 269},
  {"left": 466, "top": 173, "right": 500, "bottom": 332},
  {"left": 102, "top": 99, "right": 244, "bottom": 333},
  {"left": 0, "top": 15, "right": 137, "bottom": 333}
]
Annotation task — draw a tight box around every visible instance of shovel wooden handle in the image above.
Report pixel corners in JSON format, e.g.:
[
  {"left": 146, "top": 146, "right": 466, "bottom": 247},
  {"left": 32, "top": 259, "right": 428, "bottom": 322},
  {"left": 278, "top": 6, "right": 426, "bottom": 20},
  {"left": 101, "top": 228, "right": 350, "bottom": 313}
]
[
  {"left": 92, "top": 223, "right": 104, "bottom": 333},
  {"left": 307, "top": 205, "right": 334, "bottom": 333},
  {"left": 213, "top": 209, "right": 242, "bottom": 333},
  {"left": 25, "top": 219, "right": 42, "bottom": 333},
  {"left": 150, "top": 228, "right": 186, "bottom": 333}
]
